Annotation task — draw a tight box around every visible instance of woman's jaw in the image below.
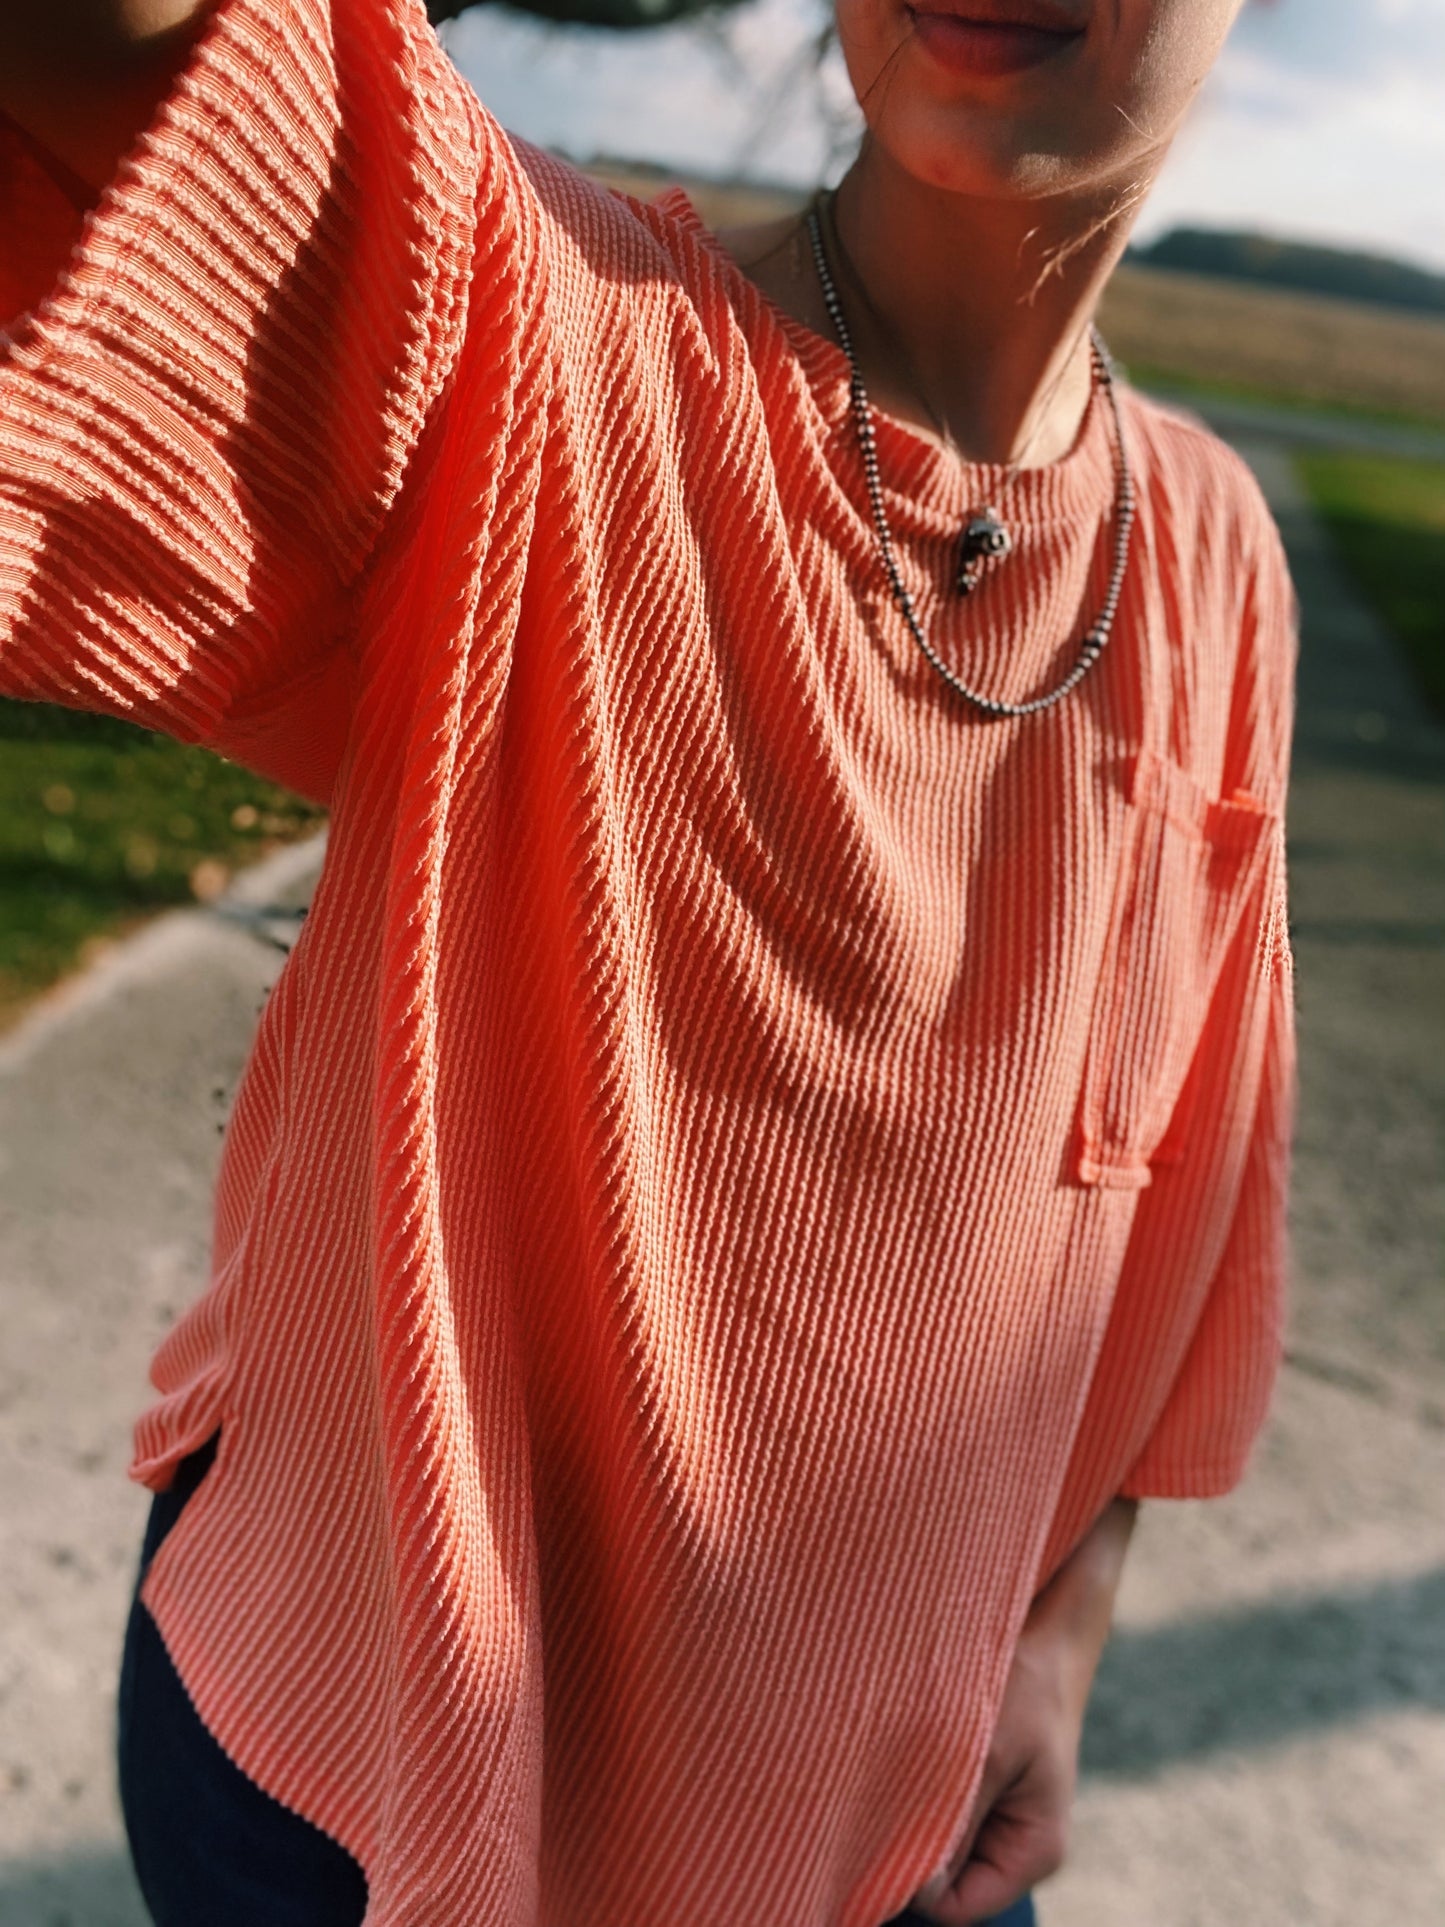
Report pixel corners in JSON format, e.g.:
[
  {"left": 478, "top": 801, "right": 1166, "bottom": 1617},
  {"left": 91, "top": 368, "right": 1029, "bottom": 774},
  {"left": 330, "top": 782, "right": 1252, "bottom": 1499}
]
[
  {"left": 832, "top": 0, "right": 1246, "bottom": 204},
  {"left": 797, "top": 0, "right": 1246, "bottom": 464}
]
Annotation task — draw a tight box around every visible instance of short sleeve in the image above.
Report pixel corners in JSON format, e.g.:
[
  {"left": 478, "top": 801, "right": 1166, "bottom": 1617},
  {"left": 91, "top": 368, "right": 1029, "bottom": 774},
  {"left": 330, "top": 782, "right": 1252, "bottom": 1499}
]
[
  {"left": 1117, "top": 899, "right": 1297, "bottom": 1498},
  {"left": 1110, "top": 501, "right": 1300, "bottom": 1499},
  {"left": 1031, "top": 501, "right": 1300, "bottom": 1596},
  {"left": 0, "top": 0, "right": 494, "bottom": 801}
]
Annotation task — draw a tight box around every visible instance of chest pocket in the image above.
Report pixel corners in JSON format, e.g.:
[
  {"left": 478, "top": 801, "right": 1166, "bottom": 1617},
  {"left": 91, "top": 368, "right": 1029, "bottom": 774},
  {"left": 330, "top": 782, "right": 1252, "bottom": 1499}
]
[{"left": 1078, "top": 746, "right": 1277, "bottom": 1189}]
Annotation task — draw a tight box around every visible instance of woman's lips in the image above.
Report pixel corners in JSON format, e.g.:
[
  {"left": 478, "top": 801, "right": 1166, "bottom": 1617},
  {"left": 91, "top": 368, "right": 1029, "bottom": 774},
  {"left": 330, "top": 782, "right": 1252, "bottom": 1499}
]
[{"left": 907, "top": 8, "right": 1084, "bottom": 78}]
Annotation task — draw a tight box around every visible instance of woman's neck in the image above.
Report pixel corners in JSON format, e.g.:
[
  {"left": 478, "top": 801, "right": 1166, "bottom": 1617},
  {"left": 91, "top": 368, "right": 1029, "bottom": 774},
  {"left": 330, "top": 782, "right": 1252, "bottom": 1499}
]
[{"left": 716, "top": 140, "right": 1142, "bottom": 468}]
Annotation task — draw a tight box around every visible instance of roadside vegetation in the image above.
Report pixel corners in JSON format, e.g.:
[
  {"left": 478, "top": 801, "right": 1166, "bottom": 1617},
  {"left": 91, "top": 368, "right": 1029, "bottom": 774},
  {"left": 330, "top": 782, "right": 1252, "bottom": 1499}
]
[
  {"left": 1097, "top": 265, "right": 1445, "bottom": 430},
  {"left": 0, "top": 699, "right": 325, "bottom": 1034},
  {"left": 1296, "top": 453, "right": 1445, "bottom": 721},
  {"left": 1114, "top": 361, "right": 1441, "bottom": 438}
]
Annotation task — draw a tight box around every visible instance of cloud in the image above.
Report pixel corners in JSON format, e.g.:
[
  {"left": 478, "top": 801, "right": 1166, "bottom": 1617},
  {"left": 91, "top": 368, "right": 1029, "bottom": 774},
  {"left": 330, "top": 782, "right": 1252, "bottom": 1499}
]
[
  {"left": 1225, "top": 0, "right": 1445, "bottom": 90},
  {"left": 448, "top": 0, "right": 1445, "bottom": 270},
  {"left": 448, "top": 0, "right": 846, "bottom": 180},
  {"left": 1137, "top": 0, "right": 1445, "bottom": 264}
]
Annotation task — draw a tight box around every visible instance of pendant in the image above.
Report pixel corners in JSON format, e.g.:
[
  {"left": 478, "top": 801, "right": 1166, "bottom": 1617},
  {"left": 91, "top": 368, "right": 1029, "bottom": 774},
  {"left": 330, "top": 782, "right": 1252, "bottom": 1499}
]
[{"left": 957, "top": 506, "right": 1012, "bottom": 595}]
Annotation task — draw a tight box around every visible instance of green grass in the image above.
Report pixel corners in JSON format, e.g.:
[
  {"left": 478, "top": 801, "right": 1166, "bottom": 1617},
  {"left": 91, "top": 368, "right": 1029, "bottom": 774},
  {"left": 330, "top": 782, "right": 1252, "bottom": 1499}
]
[
  {"left": 1124, "top": 363, "right": 1445, "bottom": 437},
  {"left": 0, "top": 699, "right": 326, "bottom": 1030},
  {"left": 1295, "top": 452, "right": 1445, "bottom": 720}
]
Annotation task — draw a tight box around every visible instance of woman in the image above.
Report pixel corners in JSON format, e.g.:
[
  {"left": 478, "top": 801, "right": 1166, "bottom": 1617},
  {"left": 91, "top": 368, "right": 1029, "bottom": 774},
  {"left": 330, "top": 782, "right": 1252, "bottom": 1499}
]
[{"left": 0, "top": 0, "right": 1296, "bottom": 1923}]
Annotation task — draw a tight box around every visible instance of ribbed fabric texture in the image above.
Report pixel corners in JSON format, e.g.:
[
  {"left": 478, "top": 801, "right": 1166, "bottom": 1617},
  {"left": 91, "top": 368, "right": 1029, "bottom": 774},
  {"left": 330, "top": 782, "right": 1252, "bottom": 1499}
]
[{"left": 0, "top": 3, "right": 1297, "bottom": 1922}]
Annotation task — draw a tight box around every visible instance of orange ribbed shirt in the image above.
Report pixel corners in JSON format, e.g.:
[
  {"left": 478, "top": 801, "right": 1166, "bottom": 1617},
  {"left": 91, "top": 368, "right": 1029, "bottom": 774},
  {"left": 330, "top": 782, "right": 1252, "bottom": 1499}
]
[{"left": 0, "top": 2, "right": 1297, "bottom": 1922}]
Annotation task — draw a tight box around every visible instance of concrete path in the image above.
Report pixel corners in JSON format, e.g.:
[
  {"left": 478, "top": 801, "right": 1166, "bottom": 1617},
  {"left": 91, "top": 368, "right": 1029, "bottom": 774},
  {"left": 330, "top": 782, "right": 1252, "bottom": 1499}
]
[
  {"left": 0, "top": 842, "right": 320, "bottom": 1927},
  {"left": 1, "top": 438, "right": 1441, "bottom": 1926}
]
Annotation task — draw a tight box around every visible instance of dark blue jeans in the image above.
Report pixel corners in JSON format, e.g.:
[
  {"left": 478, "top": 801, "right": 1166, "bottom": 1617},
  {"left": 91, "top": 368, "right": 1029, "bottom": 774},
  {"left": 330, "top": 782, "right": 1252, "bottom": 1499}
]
[
  {"left": 117, "top": 1431, "right": 369, "bottom": 1926},
  {"left": 888, "top": 1905, "right": 1035, "bottom": 1927},
  {"left": 117, "top": 1431, "right": 1035, "bottom": 1927}
]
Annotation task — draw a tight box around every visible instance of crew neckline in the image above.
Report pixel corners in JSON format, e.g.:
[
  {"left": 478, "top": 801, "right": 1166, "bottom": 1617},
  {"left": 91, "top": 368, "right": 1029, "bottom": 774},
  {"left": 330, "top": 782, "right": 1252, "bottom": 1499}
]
[{"left": 657, "top": 184, "right": 1119, "bottom": 532}]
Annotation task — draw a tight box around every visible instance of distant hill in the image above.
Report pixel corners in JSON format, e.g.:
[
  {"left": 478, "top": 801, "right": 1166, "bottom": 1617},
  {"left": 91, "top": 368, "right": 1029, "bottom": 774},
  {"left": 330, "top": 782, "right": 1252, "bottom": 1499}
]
[{"left": 1129, "top": 228, "right": 1445, "bottom": 318}]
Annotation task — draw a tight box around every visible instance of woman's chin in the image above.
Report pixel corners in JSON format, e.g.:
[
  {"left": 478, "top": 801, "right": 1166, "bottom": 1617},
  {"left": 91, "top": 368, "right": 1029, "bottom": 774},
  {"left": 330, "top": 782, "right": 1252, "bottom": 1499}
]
[
  {"left": 839, "top": 15, "right": 1126, "bottom": 203},
  {"left": 877, "top": 107, "right": 1086, "bottom": 203}
]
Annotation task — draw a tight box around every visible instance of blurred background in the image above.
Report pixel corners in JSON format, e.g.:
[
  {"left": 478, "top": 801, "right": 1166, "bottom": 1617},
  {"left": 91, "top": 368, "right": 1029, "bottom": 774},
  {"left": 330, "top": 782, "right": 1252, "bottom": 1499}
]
[{"left": 1, "top": 1, "right": 1442, "bottom": 1922}]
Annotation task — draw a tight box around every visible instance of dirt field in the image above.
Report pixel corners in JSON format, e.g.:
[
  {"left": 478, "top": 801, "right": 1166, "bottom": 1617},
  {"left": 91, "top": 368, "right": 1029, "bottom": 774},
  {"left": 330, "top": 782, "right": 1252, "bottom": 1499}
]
[
  {"left": 1097, "top": 265, "right": 1445, "bottom": 428},
  {"left": 583, "top": 160, "right": 1445, "bottom": 429}
]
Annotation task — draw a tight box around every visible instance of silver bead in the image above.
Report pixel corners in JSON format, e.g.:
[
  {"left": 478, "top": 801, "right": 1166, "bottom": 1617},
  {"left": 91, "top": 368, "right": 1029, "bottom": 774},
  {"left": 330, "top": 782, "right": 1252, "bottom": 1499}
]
[{"left": 804, "top": 201, "right": 1135, "bottom": 721}]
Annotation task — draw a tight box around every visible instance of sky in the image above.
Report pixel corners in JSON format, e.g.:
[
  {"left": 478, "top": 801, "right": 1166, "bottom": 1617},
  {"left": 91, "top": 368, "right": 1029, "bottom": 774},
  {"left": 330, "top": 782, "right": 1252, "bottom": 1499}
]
[{"left": 446, "top": 0, "right": 1445, "bottom": 272}]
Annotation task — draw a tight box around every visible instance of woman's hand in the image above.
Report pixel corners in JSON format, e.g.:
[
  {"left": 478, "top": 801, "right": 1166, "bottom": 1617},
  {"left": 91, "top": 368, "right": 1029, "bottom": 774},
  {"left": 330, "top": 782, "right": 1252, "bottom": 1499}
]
[{"left": 908, "top": 1497, "right": 1139, "bottom": 1925}]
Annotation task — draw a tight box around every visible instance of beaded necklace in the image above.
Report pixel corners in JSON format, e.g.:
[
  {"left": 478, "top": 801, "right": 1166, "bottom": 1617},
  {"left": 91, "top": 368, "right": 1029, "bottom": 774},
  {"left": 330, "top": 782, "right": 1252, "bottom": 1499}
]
[{"left": 804, "top": 198, "right": 1136, "bottom": 719}]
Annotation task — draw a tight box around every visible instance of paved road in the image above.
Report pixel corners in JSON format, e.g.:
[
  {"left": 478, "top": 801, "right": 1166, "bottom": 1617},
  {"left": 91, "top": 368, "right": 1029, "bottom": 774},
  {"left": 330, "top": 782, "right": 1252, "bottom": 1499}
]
[{"left": 1, "top": 441, "right": 1441, "bottom": 1926}]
